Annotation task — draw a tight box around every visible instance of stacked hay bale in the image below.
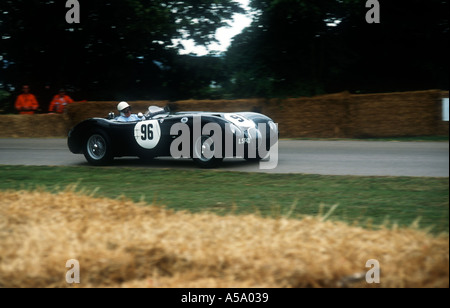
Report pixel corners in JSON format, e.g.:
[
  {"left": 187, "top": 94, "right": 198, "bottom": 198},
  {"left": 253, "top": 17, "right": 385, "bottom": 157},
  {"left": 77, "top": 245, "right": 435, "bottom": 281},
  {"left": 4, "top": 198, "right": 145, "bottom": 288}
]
[
  {"left": 0, "top": 114, "right": 69, "bottom": 138},
  {"left": 0, "top": 90, "right": 447, "bottom": 138},
  {"left": 349, "top": 90, "right": 444, "bottom": 138},
  {"left": 0, "top": 190, "right": 448, "bottom": 288}
]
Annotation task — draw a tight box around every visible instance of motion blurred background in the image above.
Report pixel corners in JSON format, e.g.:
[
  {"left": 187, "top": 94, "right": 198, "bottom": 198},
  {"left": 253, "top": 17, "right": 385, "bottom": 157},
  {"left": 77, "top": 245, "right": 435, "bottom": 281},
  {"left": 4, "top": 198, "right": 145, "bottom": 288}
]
[{"left": 0, "top": 0, "right": 448, "bottom": 113}]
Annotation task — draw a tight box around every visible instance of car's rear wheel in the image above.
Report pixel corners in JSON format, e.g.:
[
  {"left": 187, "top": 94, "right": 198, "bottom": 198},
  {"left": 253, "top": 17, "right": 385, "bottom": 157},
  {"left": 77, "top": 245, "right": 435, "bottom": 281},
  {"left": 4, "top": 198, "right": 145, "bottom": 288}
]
[
  {"left": 83, "top": 130, "right": 113, "bottom": 166},
  {"left": 192, "top": 135, "right": 223, "bottom": 168},
  {"left": 244, "top": 147, "right": 265, "bottom": 162}
]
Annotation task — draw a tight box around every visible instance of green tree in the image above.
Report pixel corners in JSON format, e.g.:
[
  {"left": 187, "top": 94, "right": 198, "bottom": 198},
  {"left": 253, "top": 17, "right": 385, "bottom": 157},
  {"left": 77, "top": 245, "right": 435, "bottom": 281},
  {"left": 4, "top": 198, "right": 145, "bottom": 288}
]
[
  {"left": 335, "top": 0, "right": 449, "bottom": 93},
  {"left": 225, "top": 0, "right": 344, "bottom": 98},
  {"left": 0, "top": 0, "right": 243, "bottom": 109},
  {"left": 166, "top": 55, "right": 228, "bottom": 100},
  {"left": 223, "top": 0, "right": 449, "bottom": 98}
]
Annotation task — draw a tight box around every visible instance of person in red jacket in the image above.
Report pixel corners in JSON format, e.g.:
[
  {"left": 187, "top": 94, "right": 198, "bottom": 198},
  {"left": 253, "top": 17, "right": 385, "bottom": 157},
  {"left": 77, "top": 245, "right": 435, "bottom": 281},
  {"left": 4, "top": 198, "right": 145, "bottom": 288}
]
[
  {"left": 15, "top": 85, "right": 40, "bottom": 114},
  {"left": 48, "top": 89, "right": 74, "bottom": 114}
]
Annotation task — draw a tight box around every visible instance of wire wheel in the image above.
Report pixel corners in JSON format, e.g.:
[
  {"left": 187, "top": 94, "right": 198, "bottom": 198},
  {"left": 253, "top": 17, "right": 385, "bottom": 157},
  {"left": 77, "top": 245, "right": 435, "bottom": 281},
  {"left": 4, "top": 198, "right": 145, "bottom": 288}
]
[
  {"left": 193, "top": 135, "right": 223, "bottom": 168},
  {"left": 87, "top": 134, "right": 106, "bottom": 160},
  {"left": 84, "top": 131, "right": 113, "bottom": 165}
]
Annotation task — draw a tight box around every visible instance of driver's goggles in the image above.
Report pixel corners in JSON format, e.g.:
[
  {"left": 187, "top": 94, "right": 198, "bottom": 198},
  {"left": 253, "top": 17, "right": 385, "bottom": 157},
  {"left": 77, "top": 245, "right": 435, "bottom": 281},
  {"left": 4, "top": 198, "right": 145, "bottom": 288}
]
[{"left": 121, "top": 108, "right": 131, "bottom": 113}]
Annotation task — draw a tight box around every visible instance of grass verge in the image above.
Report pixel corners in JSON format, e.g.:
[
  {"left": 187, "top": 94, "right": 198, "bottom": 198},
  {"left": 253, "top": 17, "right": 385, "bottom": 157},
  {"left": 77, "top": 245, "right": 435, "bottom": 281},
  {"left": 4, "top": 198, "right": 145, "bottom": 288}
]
[{"left": 0, "top": 165, "right": 448, "bottom": 234}]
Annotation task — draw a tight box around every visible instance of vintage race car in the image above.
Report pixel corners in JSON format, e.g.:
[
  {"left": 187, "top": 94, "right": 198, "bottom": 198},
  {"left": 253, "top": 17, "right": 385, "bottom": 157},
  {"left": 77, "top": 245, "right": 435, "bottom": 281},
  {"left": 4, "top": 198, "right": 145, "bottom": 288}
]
[{"left": 67, "top": 105, "right": 278, "bottom": 168}]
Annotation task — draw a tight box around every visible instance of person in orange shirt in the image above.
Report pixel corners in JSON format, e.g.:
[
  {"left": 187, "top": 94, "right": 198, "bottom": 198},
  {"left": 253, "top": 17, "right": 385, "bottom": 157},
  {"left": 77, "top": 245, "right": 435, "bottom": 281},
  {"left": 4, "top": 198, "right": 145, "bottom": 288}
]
[
  {"left": 48, "top": 89, "right": 74, "bottom": 114},
  {"left": 15, "top": 85, "right": 40, "bottom": 114}
]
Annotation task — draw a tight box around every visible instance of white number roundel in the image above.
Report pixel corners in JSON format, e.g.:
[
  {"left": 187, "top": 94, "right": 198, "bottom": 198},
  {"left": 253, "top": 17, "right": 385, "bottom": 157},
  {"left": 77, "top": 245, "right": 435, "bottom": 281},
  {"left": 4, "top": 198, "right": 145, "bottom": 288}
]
[
  {"left": 134, "top": 120, "right": 161, "bottom": 149},
  {"left": 224, "top": 113, "right": 254, "bottom": 128}
]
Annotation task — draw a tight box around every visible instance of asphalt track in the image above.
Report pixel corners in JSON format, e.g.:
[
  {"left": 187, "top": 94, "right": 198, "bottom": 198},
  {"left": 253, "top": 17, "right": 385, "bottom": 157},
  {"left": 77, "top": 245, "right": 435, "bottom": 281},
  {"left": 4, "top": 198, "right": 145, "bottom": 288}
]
[{"left": 0, "top": 138, "right": 448, "bottom": 177}]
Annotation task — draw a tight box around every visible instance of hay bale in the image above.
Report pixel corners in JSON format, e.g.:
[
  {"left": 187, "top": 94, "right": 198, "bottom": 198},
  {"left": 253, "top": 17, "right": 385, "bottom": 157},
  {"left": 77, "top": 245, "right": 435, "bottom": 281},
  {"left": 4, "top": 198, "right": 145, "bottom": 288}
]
[
  {"left": 0, "top": 190, "right": 447, "bottom": 288},
  {"left": 0, "top": 90, "right": 447, "bottom": 138},
  {"left": 0, "top": 114, "right": 69, "bottom": 138}
]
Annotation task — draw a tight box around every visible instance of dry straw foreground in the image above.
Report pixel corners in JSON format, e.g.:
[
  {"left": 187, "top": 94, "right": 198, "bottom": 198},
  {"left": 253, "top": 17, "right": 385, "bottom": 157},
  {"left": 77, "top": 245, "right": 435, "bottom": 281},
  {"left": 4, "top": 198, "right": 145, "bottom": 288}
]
[{"left": 0, "top": 189, "right": 448, "bottom": 288}]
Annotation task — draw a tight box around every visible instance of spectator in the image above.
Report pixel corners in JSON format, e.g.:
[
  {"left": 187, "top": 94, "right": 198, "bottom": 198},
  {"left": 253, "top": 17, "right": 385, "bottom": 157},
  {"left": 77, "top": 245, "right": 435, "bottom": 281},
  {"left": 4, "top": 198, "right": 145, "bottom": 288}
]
[
  {"left": 15, "top": 85, "right": 39, "bottom": 114},
  {"left": 48, "top": 89, "right": 74, "bottom": 114}
]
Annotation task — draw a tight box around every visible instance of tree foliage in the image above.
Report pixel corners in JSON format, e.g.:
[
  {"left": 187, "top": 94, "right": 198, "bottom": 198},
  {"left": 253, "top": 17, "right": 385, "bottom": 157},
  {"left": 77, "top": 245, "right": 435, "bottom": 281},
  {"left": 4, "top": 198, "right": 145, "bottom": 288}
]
[
  {"left": 0, "top": 0, "right": 242, "bottom": 107},
  {"left": 223, "top": 0, "right": 449, "bottom": 98},
  {"left": 0, "top": 0, "right": 448, "bottom": 110}
]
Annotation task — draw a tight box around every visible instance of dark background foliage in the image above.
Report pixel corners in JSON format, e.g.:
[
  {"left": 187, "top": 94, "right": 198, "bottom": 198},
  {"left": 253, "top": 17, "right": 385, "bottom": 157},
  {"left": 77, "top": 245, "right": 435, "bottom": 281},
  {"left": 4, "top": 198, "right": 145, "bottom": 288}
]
[{"left": 0, "top": 0, "right": 448, "bottom": 112}]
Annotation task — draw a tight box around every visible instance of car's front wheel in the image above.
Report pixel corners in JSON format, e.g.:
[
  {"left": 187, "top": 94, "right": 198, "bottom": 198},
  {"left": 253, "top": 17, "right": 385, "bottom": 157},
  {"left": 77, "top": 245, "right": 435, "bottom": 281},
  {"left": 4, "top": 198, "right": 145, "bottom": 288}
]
[
  {"left": 192, "top": 135, "right": 223, "bottom": 168},
  {"left": 83, "top": 130, "right": 113, "bottom": 166}
]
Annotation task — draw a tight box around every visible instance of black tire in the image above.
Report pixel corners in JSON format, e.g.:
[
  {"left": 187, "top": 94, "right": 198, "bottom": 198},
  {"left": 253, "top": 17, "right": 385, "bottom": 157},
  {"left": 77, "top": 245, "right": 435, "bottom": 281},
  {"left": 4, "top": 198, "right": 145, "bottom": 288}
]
[
  {"left": 138, "top": 154, "right": 154, "bottom": 164},
  {"left": 192, "top": 135, "right": 223, "bottom": 168},
  {"left": 244, "top": 139, "right": 264, "bottom": 162},
  {"left": 83, "top": 130, "right": 113, "bottom": 166},
  {"left": 244, "top": 156, "right": 262, "bottom": 162},
  {"left": 244, "top": 148, "right": 265, "bottom": 162}
]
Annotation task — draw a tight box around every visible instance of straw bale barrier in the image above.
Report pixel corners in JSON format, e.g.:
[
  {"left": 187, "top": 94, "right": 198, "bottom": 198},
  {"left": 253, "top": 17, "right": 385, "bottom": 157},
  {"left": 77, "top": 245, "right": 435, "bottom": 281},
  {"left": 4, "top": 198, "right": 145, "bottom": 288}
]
[
  {"left": 349, "top": 90, "right": 448, "bottom": 138},
  {"left": 0, "top": 114, "right": 70, "bottom": 138},
  {"left": 0, "top": 190, "right": 448, "bottom": 288},
  {"left": 0, "top": 90, "right": 447, "bottom": 138}
]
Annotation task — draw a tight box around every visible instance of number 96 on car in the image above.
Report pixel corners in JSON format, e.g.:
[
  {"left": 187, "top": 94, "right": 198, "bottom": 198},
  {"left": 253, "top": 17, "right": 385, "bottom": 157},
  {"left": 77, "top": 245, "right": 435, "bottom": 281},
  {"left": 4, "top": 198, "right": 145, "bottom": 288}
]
[{"left": 225, "top": 292, "right": 269, "bottom": 303}]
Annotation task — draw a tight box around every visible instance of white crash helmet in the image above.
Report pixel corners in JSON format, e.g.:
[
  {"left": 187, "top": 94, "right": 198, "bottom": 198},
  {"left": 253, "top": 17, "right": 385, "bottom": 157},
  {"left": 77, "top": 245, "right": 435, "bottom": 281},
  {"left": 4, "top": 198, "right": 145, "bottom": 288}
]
[
  {"left": 117, "top": 101, "right": 130, "bottom": 112},
  {"left": 117, "top": 101, "right": 131, "bottom": 117}
]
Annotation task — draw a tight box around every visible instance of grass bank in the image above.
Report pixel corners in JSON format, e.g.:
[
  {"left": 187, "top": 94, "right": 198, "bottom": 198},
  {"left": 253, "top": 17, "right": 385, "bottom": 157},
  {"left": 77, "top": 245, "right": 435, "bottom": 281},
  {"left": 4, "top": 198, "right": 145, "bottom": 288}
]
[{"left": 0, "top": 165, "right": 448, "bottom": 234}]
